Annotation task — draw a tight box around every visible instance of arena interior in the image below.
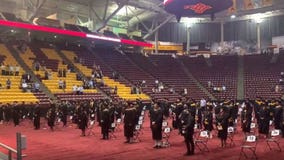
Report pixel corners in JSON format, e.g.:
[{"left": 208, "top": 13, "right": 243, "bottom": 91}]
[{"left": 1, "top": 0, "right": 284, "bottom": 159}]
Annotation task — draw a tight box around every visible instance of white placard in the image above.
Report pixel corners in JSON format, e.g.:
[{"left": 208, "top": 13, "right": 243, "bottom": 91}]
[
  {"left": 250, "top": 123, "right": 256, "bottom": 129},
  {"left": 111, "top": 123, "right": 116, "bottom": 128},
  {"left": 138, "top": 120, "right": 143, "bottom": 125},
  {"left": 228, "top": 127, "right": 234, "bottom": 133},
  {"left": 271, "top": 130, "right": 280, "bottom": 136},
  {"left": 246, "top": 135, "right": 256, "bottom": 142},
  {"left": 162, "top": 121, "right": 168, "bottom": 127},
  {"left": 200, "top": 131, "right": 209, "bottom": 138},
  {"left": 136, "top": 125, "right": 140, "bottom": 130},
  {"left": 117, "top": 118, "right": 121, "bottom": 123},
  {"left": 90, "top": 120, "right": 95, "bottom": 126},
  {"left": 164, "top": 127, "right": 171, "bottom": 133},
  {"left": 139, "top": 116, "right": 144, "bottom": 121}
]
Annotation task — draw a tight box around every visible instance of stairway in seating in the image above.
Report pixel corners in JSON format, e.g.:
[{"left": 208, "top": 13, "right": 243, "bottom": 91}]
[
  {"left": 0, "top": 44, "right": 38, "bottom": 103},
  {"left": 237, "top": 55, "right": 244, "bottom": 100},
  {"left": 62, "top": 49, "right": 150, "bottom": 101},
  {"left": 177, "top": 58, "right": 216, "bottom": 100}
]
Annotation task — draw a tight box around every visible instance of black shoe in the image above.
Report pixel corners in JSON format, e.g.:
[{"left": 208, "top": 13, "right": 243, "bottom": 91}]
[
  {"left": 153, "top": 145, "right": 158, "bottom": 148},
  {"left": 184, "top": 152, "right": 191, "bottom": 156}
]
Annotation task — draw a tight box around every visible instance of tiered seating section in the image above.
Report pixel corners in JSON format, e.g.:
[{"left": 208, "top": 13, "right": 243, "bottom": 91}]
[
  {"left": 181, "top": 55, "right": 238, "bottom": 100},
  {"left": 19, "top": 45, "right": 104, "bottom": 101},
  {"left": 62, "top": 49, "right": 150, "bottom": 101},
  {"left": 0, "top": 44, "right": 38, "bottom": 103},
  {"left": 244, "top": 54, "right": 284, "bottom": 99}
]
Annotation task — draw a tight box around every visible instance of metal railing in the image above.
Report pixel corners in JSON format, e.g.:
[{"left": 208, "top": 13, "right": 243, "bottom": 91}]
[{"left": 0, "top": 132, "right": 26, "bottom": 160}]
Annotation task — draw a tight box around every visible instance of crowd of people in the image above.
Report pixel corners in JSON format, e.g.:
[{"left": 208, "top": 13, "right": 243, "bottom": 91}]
[{"left": 1, "top": 97, "right": 284, "bottom": 156}]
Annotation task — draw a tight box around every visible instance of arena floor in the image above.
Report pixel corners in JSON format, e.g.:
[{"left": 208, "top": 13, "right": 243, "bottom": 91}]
[{"left": 1, "top": 114, "right": 284, "bottom": 160}]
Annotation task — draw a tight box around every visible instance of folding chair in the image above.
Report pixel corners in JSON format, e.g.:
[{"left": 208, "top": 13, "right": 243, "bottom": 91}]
[
  {"left": 239, "top": 135, "right": 258, "bottom": 160},
  {"left": 87, "top": 120, "right": 96, "bottom": 136},
  {"left": 162, "top": 127, "right": 171, "bottom": 147},
  {"left": 227, "top": 126, "right": 235, "bottom": 147},
  {"left": 195, "top": 130, "right": 210, "bottom": 152},
  {"left": 250, "top": 122, "right": 257, "bottom": 134},
  {"left": 133, "top": 124, "right": 141, "bottom": 142},
  {"left": 109, "top": 122, "right": 117, "bottom": 139},
  {"left": 115, "top": 118, "right": 122, "bottom": 131},
  {"left": 266, "top": 129, "right": 282, "bottom": 152}
]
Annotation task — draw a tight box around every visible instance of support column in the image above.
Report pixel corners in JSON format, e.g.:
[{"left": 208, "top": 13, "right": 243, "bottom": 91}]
[
  {"left": 221, "top": 21, "right": 224, "bottom": 47},
  {"left": 186, "top": 27, "right": 191, "bottom": 54},
  {"left": 154, "top": 30, "right": 159, "bottom": 54},
  {"left": 256, "top": 23, "right": 261, "bottom": 53}
]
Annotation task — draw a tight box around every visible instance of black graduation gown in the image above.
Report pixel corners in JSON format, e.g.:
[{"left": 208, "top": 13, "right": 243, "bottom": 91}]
[
  {"left": 150, "top": 108, "right": 163, "bottom": 140},
  {"left": 241, "top": 109, "right": 252, "bottom": 133},
  {"left": 203, "top": 111, "right": 213, "bottom": 131},
  {"left": 101, "top": 108, "right": 110, "bottom": 135},
  {"left": 47, "top": 109, "right": 56, "bottom": 128},
  {"left": 274, "top": 106, "right": 282, "bottom": 129},
  {"left": 0, "top": 106, "right": 3, "bottom": 121},
  {"left": 12, "top": 106, "right": 20, "bottom": 126},
  {"left": 216, "top": 112, "right": 229, "bottom": 140},
  {"left": 124, "top": 108, "right": 136, "bottom": 138},
  {"left": 258, "top": 106, "right": 270, "bottom": 135},
  {"left": 33, "top": 106, "right": 41, "bottom": 129},
  {"left": 78, "top": 111, "right": 88, "bottom": 131}
]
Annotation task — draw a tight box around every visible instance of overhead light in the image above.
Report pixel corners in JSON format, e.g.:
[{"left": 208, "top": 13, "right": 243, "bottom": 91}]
[
  {"left": 251, "top": 13, "right": 264, "bottom": 24},
  {"left": 230, "top": 15, "right": 236, "bottom": 19},
  {"left": 182, "top": 17, "right": 199, "bottom": 27},
  {"left": 54, "top": 35, "right": 57, "bottom": 38},
  {"left": 11, "top": 29, "right": 15, "bottom": 33}
]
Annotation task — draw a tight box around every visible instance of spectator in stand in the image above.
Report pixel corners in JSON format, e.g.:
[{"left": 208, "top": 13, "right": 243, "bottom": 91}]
[
  {"left": 281, "top": 72, "right": 284, "bottom": 78},
  {"left": 58, "top": 79, "right": 64, "bottom": 89},
  {"left": 15, "top": 65, "right": 20, "bottom": 76},
  {"left": 58, "top": 69, "right": 63, "bottom": 77},
  {"left": 113, "top": 86, "right": 117, "bottom": 94},
  {"left": 88, "top": 80, "right": 94, "bottom": 89},
  {"left": 44, "top": 70, "right": 49, "bottom": 80},
  {"left": 9, "top": 65, "right": 14, "bottom": 76},
  {"left": 34, "top": 61, "right": 40, "bottom": 71},
  {"left": 280, "top": 79, "right": 284, "bottom": 85},
  {"left": 22, "top": 81, "right": 28, "bottom": 92},
  {"left": 275, "top": 85, "right": 280, "bottom": 93},
  {"left": 112, "top": 71, "right": 119, "bottom": 79},
  {"left": 34, "top": 82, "right": 40, "bottom": 92},
  {"left": 62, "top": 69, "right": 66, "bottom": 77},
  {"left": 77, "top": 86, "right": 84, "bottom": 95},
  {"left": 141, "top": 80, "right": 146, "bottom": 87},
  {"left": 6, "top": 78, "right": 11, "bottom": 89},
  {"left": 222, "top": 85, "right": 226, "bottom": 91},
  {"left": 208, "top": 81, "right": 212, "bottom": 88},
  {"left": 63, "top": 80, "right": 66, "bottom": 92},
  {"left": 183, "top": 88, "right": 188, "bottom": 95},
  {"left": 72, "top": 85, "right": 77, "bottom": 94},
  {"left": 26, "top": 73, "right": 31, "bottom": 83},
  {"left": 1, "top": 63, "right": 5, "bottom": 75}
]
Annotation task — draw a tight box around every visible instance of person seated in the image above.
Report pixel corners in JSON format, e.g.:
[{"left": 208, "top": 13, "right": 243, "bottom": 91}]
[
  {"left": 58, "top": 79, "right": 64, "bottom": 89},
  {"left": 281, "top": 72, "right": 284, "bottom": 78},
  {"left": 222, "top": 85, "right": 226, "bottom": 91},
  {"left": 6, "top": 79, "right": 11, "bottom": 89},
  {"left": 208, "top": 81, "right": 212, "bottom": 88},
  {"left": 9, "top": 65, "right": 14, "bottom": 76},
  {"left": 72, "top": 85, "right": 77, "bottom": 94},
  {"left": 77, "top": 86, "right": 84, "bottom": 95},
  {"left": 183, "top": 88, "right": 188, "bottom": 95},
  {"left": 22, "top": 82, "right": 28, "bottom": 92},
  {"left": 34, "top": 82, "right": 40, "bottom": 92},
  {"left": 141, "top": 80, "right": 146, "bottom": 87},
  {"left": 88, "top": 80, "right": 94, "bottom": 89},
  {"left": 280, "top": 79, "right": 284, "bottom": 85},
  {"left": 15, "top": 65, "right": 20, "bottom": 76},
  {"left": 1, "top": 63, "right": 6, "bottom": 75}
]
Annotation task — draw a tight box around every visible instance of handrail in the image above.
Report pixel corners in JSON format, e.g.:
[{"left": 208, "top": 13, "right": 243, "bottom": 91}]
[{"left": 0, "top": 143, "right": 17, "bottom": 153}]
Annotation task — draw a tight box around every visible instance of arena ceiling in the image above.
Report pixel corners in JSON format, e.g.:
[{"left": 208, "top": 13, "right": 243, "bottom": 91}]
[{"left": 0, "top": 0, "right": 284, "bottom": 38}]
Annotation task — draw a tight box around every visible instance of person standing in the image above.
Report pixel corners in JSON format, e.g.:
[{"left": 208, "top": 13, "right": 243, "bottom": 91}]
[
  {"left": 33, "top": 102, "right": 41, "bottom": 130},
  {"left": 180, "top": 107, "right": 195, "bottom": 156},
  {"left": 78, "top": 109, "right": 88, "bottom": 136},
  {"left": 123, "top": 104, "right": 136, "bottom": 143},
  {"left": 203, "top": 106, "right": 213, "bottom": 138},
  {"left": 216, "top": 107, "right": 229, "bottom": 148},
  {"left": 101, "top": 106, "right": 110, "bottom": 140},
  {"left": 150, "top": 103, "right": 163, "bottom": 148},
  {"left": 47, "top": 104, "right": 56, "bottom": 131}
]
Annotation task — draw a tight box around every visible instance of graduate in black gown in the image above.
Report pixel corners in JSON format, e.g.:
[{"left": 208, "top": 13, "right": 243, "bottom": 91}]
[
  {"left": 101, "top": 105, "right": 110, "bottom": 140},
  {"left": 203, "top": 106, "right": 213, "bottom": 138},
  {"left": 78, "top": 108, "right": 88, "bottom": 136},
  {"left": 241, "top": 102, "right": 252, "bottom": 134},
  {"left": 47, "top": 103, "right": 56, "bottom": 131},
  {"left": 273, "top": 101, "right": 282, "bottom": 130},
  {"left": 12, "top": 102, "right": 20, "bottom": 127},
  {"left": 61, "top": 101, "right": 68, "bottom": 127},
  {"left": 180, "top": 107, "right": 195, "bottom": 156},
  {"left": 216, "top": 107, "right": 229, "bottom": 148},
  {"left": 258, "top": 104, "right": 270, "bottom": 137},
  {"left": 33, "top": 102, "right": 41, "bottom": 130},
  {"left": 123, "top": 104, "right": 136, "bottom": 143},
  {"left": 0, "top": 103, "right": 4, "bottom": 124},
  {"left": 150, "top": 103, "right": 163, "bottom": 148}
]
